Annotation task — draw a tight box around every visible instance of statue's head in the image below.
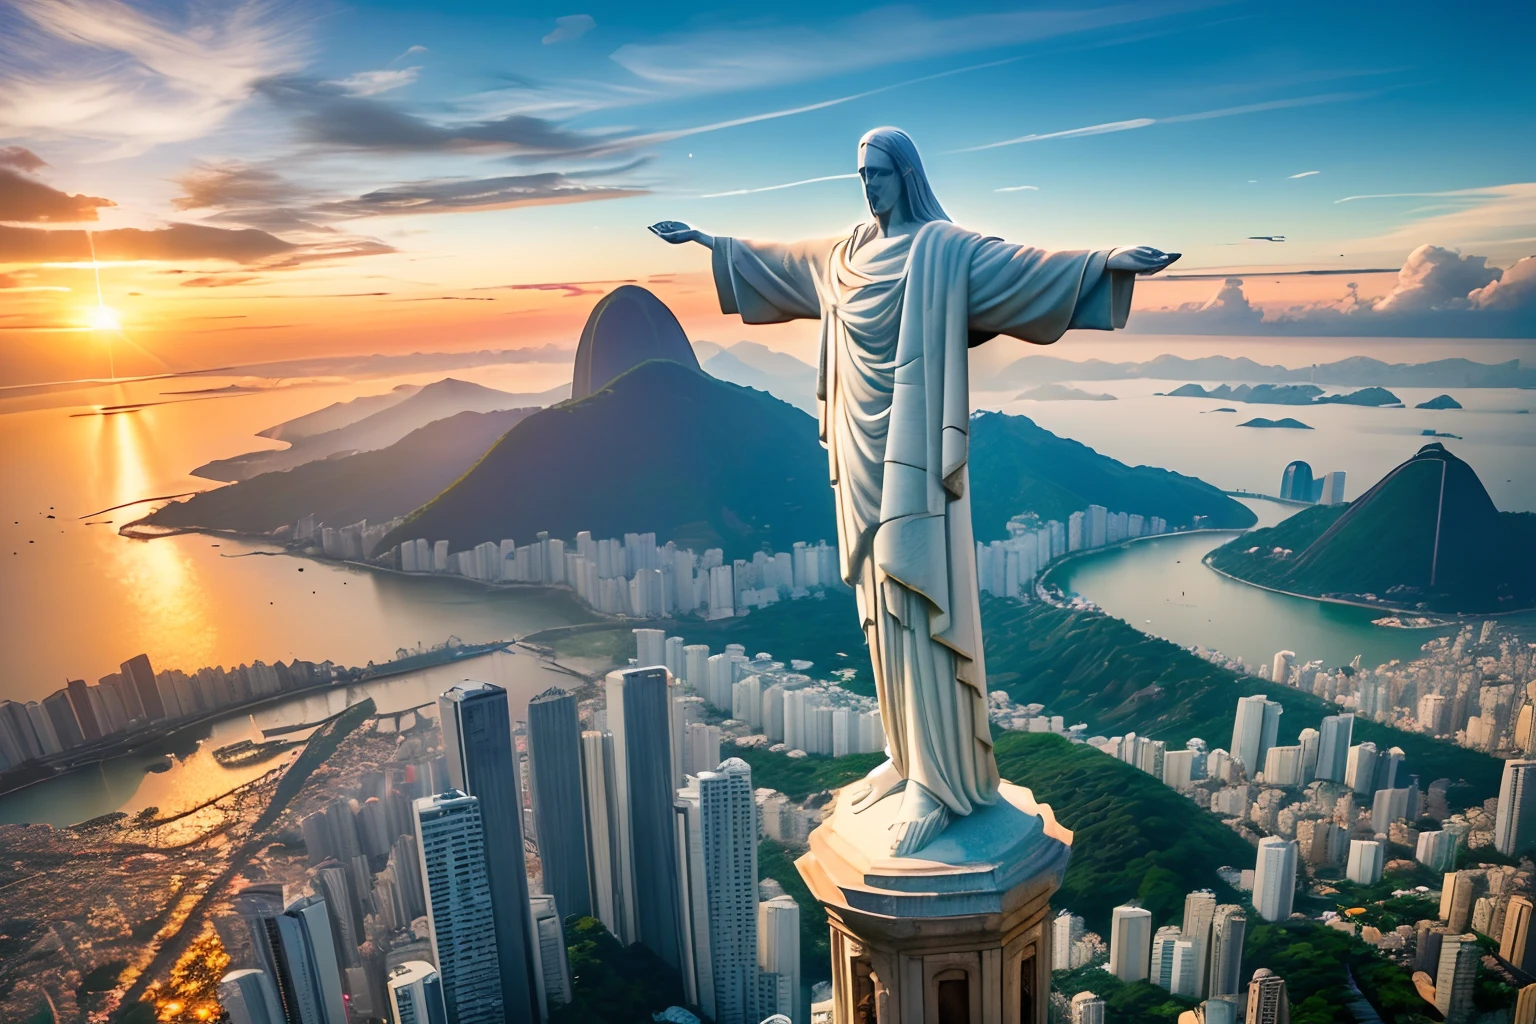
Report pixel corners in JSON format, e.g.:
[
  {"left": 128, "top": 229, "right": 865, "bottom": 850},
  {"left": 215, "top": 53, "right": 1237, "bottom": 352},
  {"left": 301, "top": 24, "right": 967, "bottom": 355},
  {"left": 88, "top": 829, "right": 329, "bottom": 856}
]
[{"left": 857, "top": 127, "right": 950, "bottom": 224}]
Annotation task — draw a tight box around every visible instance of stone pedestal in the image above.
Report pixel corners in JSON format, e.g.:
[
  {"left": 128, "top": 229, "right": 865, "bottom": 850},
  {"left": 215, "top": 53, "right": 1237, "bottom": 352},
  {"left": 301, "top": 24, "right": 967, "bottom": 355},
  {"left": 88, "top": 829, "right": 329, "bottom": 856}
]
[{"left": 795, "top": 781, "right": 1072, "bottom": 1024}]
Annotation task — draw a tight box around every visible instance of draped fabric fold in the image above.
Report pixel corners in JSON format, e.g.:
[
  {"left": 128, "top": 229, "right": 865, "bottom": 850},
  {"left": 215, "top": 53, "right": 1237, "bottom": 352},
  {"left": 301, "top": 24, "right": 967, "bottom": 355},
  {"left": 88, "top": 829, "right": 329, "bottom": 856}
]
[{"left": 711, "top": 220, "right": 1137, "bottom": 817}]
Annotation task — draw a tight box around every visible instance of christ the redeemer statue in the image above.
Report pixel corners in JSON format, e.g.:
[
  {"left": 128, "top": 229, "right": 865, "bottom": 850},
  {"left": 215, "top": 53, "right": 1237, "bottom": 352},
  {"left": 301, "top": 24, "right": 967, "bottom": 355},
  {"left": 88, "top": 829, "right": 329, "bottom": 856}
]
[{"left": 651, "top": 127, "right": 1178, "bottom": 855}]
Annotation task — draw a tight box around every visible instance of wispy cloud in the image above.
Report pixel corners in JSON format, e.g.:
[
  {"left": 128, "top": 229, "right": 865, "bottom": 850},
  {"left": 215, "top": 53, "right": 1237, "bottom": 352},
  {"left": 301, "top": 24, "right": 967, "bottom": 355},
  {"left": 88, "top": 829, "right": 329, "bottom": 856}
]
[
  {"left": 701, "top": 173, "right": 858, "bottom": 199},
  {"left": 1333, "top": 190, "right": 1486, "bottom": 204},
  {"left": 954, "top": 91, "right": 1371, "bottom": 152},
  {"left": 543, "top": 15, "right": 595, "bottom": 45},
  {"left": 610, "top": 2, "right": 1203, "bottom": 94},
  {"left": 1288, "top": 170, "right": 1320, "bottom": 178},
  {"left": 0, "top": 0, "right": 310, "bottom": 153},
  {"left": 322, "top": 67, "right": 421, "bottom": 97},
  {"left": 315, "top": 168, "right": 648, "bottom": 217},
  {"left": 1340, "top": 183, "right": 1536, "bottom": 256},
  {"left": 994, "top": 185, "right": 1041, "bottom": 193},
  {"left": 0, "top": 149, "right": 115, "bottom": 222}
]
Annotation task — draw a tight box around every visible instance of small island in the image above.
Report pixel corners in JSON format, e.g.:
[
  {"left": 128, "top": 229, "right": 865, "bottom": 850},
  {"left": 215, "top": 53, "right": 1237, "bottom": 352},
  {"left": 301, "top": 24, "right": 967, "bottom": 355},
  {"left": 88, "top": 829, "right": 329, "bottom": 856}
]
[
  {"left": 1015, "top": 383, "right": 1117, "bottom": 402},
  {"left": 1416, "top": 394, "right": 1462, "bottom": 409},
  {"left": 1238, "top": 417, "right": 1312, "bottom": 429}
]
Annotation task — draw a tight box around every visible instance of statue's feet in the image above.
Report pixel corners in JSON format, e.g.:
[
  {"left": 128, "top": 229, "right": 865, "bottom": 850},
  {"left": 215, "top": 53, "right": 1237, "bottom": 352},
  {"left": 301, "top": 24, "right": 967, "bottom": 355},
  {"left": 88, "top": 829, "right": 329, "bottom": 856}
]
[
  {"left": 888, "top": 781, "right": 951, "bottom": 856},
  {"left": 849, "top": 758, "right": 905, "bottom": 814}
]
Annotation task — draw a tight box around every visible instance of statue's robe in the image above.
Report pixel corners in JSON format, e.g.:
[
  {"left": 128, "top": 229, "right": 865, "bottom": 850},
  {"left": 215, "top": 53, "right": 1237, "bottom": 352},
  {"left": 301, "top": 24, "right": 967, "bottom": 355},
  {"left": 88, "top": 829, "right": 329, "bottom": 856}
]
[{"left": 712, "top": 220, "right": 1139, "bottom": 816}]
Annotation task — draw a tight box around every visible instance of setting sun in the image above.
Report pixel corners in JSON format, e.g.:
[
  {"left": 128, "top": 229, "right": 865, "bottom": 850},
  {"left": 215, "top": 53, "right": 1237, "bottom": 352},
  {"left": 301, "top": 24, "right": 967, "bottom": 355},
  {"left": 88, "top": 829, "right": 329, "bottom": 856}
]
[{"left": 88, "top": 304, "right": 122, "bottom": 332}]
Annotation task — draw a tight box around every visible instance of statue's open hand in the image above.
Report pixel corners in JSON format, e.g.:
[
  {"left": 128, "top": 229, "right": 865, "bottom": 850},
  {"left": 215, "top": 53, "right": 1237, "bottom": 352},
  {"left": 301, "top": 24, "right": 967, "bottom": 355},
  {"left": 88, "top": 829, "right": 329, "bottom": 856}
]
[
  {"left": 648, "top": 221, "right": 713, "bottom": 248},
  {"left": 1107, "top": 245, "right": 1181, "bottom": 275}
]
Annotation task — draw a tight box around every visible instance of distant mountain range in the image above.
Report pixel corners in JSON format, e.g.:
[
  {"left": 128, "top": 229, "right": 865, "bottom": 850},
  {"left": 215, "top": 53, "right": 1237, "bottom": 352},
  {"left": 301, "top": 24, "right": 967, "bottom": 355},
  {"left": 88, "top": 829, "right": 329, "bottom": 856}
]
[
  {"left": 1208, "top": 443, "right": 1536, "bottom": 612},
  {"left": 693, "top": 340, "right": 818, "bottom": 412},
  {"left": 984, "top": 354, "right": 1534, "bottom": 390},
  {"left": 193, "top": 378, "right": 566, "bottom": 481}
]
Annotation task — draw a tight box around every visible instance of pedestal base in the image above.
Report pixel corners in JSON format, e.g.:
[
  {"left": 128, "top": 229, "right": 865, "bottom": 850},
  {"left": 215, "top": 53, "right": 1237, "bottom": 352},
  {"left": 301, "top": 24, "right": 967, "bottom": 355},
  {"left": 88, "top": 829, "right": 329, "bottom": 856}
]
[{"left": 795, "top": 780, "right": 1073, "bottom": 1024}]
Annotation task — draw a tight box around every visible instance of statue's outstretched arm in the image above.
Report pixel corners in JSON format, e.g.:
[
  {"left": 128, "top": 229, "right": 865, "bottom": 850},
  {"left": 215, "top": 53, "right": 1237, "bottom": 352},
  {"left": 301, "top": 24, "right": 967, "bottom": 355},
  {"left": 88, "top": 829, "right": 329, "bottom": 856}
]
[
  {"left": 648, "top": 220, "right": 715, "bottom": 250},
  {"left": 1106, "top": 245, "right": 1180, "bottom": 274}
]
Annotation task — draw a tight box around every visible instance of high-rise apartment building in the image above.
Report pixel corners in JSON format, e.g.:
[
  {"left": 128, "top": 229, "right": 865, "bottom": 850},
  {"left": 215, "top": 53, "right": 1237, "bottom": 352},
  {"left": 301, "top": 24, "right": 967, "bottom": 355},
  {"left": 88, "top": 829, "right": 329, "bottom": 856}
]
[
  {"left": 529, "top": 895, "right": 572, "bottom": 1010},
  {"left": 676, "top": 758, "right": 759, "bottom": 1024},
  {"left": 1208, "top": 906, "right": 1248, "bottom": 999},
  {"left": 1182, "top": 890, "right": 1217, "bottom": 997},
  {"left": 438, "top": 682, "right": 541, "bottom": 1022},
  {"left": 1109, "top": 904, "right": 1152, "bottom": 982},
  {"left": 1496, "top": 760, "right": 1536, "bottom": 857},
  {"left": 219, "top": 969, "right": 283, "bottom": 1024},
  {"left": 1231, "top": 696, "right": 1282, "bottom": 779},
  {"left": 1246, "top": 968, "right": 1289, "bottom": 1024},
  {"left": 1071, "top": 991, "right": 1105, "bottom": 1024},
  {"left": 1253, "top": 838, "right": 1297, "bottom": 922},
  {"left": 1151, "top": 925, "right": 1183, "bottom": 992},
  {"left": 121, "top": 653, "right": 164, "bottom": 721},
  {"left": 1501, "top": 895, "right": 1535, "bottom": 973},
  {"left": 1346, "top": 840, "right": 1384, "bottom": 885},
  {"left": 386, "top": 961, "right": 447, "bottom": 1024},
  {"left": 580, "top": 729, "right": 628, "bottom": 941},
  {"left": 268, "top": 895, "right": 349, "bottom": 1024},
  {"left": 414, "top": 791, "right": 505, "bottom": 1024},
  {"left": 1435, "top": 934, "right": 1479, "bottom": 1023},
  {"left": 1315, "top": 714, "right": 1354, "bottom": 784},
  {"left": 607, "top": 667, "right": 683, "bottom": 969},
  {"left": 527, "top": 687, "right": 592, "bottom": 921},
  {"left": 758, "top": 894, "right": 801, "bottom": 1024}
]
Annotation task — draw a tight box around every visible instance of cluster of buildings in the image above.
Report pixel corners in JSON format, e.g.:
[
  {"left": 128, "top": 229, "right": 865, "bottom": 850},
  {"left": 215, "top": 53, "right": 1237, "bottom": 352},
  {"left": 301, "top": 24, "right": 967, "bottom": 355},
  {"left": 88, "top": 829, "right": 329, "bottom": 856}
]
[
  {"left": 1278, "top": 461, "right": 1347, "bottom": 505},
  {"left": 0, "top": 652, "right": 333, "bottom": 773},
  {"left": 1258, "top": 622, "right": 1536, "bottom": 762},
  {"left": 976, "top": 506, "right": 1173, "bottom": 602},
  {"left": 633, "top": 629, "right": 886, "bottom": 759},
  {"left": 387, "top": 526, "right": 844, "bottom": 621},
  {"left": 219, "top": 661, "right": 807, "bottom": 1024}
]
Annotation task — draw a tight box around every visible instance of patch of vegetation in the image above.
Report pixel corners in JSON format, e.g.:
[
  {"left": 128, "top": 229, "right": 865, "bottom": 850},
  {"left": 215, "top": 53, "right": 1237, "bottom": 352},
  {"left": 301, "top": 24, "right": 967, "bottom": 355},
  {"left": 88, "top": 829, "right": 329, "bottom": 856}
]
[
  {"left": 1049, "top": 965, "right": 1195, "bottom": 1024},
  {"left": 679, "top": 594, "right": 875, "bottom": 696},
  {"left": 734, "top": 747, "right": 880, "bottom": 800},
  {"left": 552, "top": 627, "right": 635, "bottom": 664},
  {"left": 994, "top": 733, "right": 1251, "bottom": 933},
  {"left": 1243, "top": 921, "right": 1441, "bottom": 1024},
  {"left": 552, "top": 916, "right": 685, "bottom": 1024}
]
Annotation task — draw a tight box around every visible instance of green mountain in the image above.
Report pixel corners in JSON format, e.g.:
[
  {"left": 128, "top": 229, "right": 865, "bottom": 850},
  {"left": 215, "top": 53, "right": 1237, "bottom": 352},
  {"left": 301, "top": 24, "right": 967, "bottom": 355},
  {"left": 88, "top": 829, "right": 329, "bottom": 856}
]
[
  {"left": 382, "top": 359, "right": 836, "bottom": 558},
  {"left": 1239, "top": 417, "right": 1311, "bottom": 429},
  {"left": 1208, "top": 443, "right": 1536, "bottom": 612},
  {"left": 967, "top": 411, "right": 1256, "bottom": 539},
  {"left": 141, "top": 408, "right": 535, "bottom": 537}
]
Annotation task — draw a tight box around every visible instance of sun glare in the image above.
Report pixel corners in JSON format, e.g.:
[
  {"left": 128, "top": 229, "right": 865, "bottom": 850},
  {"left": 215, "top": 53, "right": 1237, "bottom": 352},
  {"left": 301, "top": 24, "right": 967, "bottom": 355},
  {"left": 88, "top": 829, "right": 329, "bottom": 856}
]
[{"left": 89, "top": 304, "right": 122, "bottom": 331}]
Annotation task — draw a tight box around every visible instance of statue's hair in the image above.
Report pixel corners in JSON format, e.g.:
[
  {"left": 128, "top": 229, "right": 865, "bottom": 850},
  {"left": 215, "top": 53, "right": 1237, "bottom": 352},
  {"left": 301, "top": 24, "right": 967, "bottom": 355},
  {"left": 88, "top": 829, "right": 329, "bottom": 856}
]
[{"left": 858, "top": 126, "right": 950, "bottom": 224}]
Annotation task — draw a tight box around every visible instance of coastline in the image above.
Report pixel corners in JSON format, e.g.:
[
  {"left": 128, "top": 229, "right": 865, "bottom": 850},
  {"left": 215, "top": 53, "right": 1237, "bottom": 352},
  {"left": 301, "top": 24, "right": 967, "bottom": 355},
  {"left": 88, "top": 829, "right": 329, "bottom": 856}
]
[{"left": 1200, "top": 555, "right": 1536, "bottom": 619}]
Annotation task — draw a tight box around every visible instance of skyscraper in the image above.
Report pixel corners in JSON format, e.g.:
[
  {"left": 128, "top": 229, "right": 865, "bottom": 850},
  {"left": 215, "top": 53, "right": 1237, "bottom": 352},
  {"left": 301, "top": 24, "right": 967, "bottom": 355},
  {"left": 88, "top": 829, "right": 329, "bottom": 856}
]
[
  {"left": 1246, "top": 968, "right": 1289, "bottom": 1024},
  {"left": 219, "top": 969, "right": 283, "bottom": 1024},
  {"left": 1279, "top": 460, "right": 1314, "bottom": 503},
  {"left": 414, "top": 791, "right": 505, "bottom": 1024},
  {"left": 526, "top": 687, "right": 592, "bottom": 921},
  {"left": 438, "top": 680, "right": 541, "bottom": 1023},
  {"left": 1270, "top": 652, "right": 1295, "bottom": 687},
  {"left": 1182, "top": 889, "right": 1217, "bottom": 997},
  {"left": 1501, "top": 895, "right": 1535, "bottom": 973},
  {"left": 758, "top": 894, "right": 801, "bottom": 1024},
  {"left": 1109, "top": 904, "right": 1152, "bottom": 982},
  {"left": 1435, "top": 934, "right": 1479, "bottom": 1023},
  {"left": 120, "top": 653, "right": 165, "bottom": 721},
  {"left": 386, "top": 961, "right": 447, "bottom": 1024},
  {"left": 268, "top": 895, "right": 349, "bottom": 1024},
  {"left": 1053, "top": 909, "right": 1086, "bottom": 971},
  {"left": 1252, "top": 838, "right": 1297, "bottom": 922},
  {"left": 1321, "top": 471, "right": 1347, "bottom": 506},
  {"left": 676, "top": 758, "right": 759, "bottom": 1024},
  {"left": 1345, "top": 741, "right": 1379, "bottom": 796},
  {"left": 607, "top": 667, "right": 683, "bottom": 968},
  {"left": 1207, "top": 905, "right": 1247, "bottom": 999},
  {"left": 1496, "top": 760, "right": 1536, "bottom": 857},
  {"left": 1231, "top": 696, "right": 1282, "bottom": 780},
  {"left": 529, "top": 895, "right": 572, "bottom": 1010},
  {"left": 1315, "top": 714, "right": 1354, "bottom": 784},
  {"left": 580, "top": 729, "right": 628, "bottom": 941},
  {"left": 1151, "top": 925, "right": 1183, "bottom": 992}
]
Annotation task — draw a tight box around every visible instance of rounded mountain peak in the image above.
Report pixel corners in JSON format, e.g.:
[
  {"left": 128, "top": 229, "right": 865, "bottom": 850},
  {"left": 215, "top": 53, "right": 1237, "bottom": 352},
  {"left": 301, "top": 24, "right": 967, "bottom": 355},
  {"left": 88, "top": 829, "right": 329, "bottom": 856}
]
[{"left": 571, "top": 285, "right": 699, "bottom": 400}]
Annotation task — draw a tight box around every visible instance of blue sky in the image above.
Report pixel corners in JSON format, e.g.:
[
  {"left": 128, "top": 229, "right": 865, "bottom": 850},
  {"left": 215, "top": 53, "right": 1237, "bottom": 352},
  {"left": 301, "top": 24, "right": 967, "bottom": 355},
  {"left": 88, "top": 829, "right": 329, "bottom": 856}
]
[{"left": 1, "top": 0, "right": 1533, "bottom": 381}]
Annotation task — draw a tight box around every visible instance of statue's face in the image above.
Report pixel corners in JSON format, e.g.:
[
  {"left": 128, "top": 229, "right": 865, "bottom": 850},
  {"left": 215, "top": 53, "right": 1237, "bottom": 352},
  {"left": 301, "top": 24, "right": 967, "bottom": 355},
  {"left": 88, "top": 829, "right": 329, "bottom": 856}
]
[{"left": 858, "top": 145, "right": 903, "bottom": 218}]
